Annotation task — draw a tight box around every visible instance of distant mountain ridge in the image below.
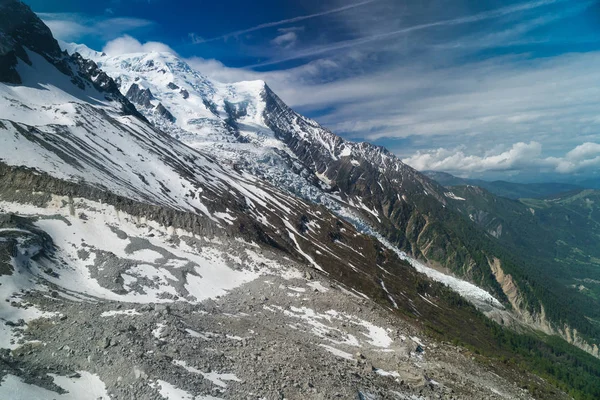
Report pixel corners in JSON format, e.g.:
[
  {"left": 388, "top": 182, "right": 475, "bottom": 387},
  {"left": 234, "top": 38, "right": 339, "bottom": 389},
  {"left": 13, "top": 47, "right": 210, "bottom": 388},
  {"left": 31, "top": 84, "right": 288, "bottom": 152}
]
[
  {"left": 425, "top": 171, "right": 583, "bottom": 199},
  {"left": 442, "top": 184, "right": 600, "bottom": 355}
]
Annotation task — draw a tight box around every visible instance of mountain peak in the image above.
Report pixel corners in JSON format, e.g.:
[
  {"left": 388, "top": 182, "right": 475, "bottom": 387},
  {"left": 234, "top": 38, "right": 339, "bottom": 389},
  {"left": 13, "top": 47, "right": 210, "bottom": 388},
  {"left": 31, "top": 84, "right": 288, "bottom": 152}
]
[
  {"left": 59, "top": 40, "right": 107, "bottom": 60},
  {"left": 228, "top": 79, "right": 267, "bottom": 95}
]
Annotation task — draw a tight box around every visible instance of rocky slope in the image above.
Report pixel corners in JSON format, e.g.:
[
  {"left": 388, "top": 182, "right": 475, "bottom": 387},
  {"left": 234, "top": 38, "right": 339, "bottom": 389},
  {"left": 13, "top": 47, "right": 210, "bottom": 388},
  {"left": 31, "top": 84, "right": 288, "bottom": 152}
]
[{"left": 1, "top": 188, "right": 563, "bottom": 400}]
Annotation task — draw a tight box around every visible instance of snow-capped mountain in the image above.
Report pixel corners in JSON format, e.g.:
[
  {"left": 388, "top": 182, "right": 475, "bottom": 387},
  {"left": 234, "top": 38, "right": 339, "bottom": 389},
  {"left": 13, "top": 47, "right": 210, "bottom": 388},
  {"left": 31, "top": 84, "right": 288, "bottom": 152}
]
[
  {"left": 58, "top": 44, "right": 508, "bottom": 293},
  {"left": 57, "top": 44, "right": 516, "bottom": 306},
  {"left": 58, "top": 41, "right": 600, "bottom": 358},
  {"left": 2, "top": 3, "right": 546, "bottom": 398},
  {"left": 58, "top": 43, "right": 457, "bottom": 258}
]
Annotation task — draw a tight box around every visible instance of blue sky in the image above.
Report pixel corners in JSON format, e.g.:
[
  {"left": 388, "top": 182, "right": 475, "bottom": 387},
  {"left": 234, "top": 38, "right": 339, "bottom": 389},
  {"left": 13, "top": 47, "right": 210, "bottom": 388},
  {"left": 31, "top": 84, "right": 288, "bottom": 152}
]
[{"left": 30, "top": 0, "right": 600, "bottom": 182}]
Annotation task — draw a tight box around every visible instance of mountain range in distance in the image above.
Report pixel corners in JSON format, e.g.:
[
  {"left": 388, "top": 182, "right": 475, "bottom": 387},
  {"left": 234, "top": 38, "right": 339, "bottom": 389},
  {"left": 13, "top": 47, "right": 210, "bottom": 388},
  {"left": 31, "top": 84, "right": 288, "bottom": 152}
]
[{"left": 424, "top": 170, "right": 600, "bottom": 199}]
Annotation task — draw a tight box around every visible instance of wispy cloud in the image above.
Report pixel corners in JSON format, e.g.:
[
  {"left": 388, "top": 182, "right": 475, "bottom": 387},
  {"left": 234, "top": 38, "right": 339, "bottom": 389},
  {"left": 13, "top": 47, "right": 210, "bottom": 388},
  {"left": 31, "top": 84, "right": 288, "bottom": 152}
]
[
  {"left": 277, "top": 26, "right": 305, "bottom": 34},
  {"left": 271, "top": 31, "right": 299, "bottom": 48},
  {"left": 247, "top": 0, "right": 567, "bottom": 67},
  {"left": 433, "top": 1, "right": 594, "bottom": 50},
  {"left": 37, "top": 12, "right": 154, "bottom": 41},
  {"left": 193, "top": 0, "right": 377, "bottom": 43},
  {"left": 188, "top": 32, "right": 204, "bottom": 44}
]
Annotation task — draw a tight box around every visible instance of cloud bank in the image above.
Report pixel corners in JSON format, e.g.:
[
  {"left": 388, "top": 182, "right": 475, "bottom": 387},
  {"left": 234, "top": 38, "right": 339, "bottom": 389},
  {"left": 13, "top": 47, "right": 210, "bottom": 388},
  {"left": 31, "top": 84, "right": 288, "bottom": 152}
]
[
  {"left": 102, "top": 35, "right": 176, "bottom": 55},
  {"left": 403, "top": 142, "right": 600, "bottom": 175}
]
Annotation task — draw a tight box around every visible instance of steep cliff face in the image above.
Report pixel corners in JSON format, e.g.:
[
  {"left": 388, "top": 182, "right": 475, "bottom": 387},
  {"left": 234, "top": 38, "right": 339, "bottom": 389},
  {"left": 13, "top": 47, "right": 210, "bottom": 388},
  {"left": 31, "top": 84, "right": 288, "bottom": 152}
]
[
  {"left": 489, "top": 257, "right": 550, "bottom": 331},
  {"left": 489, "top": 257, "right": 599, "bottom": 357}
]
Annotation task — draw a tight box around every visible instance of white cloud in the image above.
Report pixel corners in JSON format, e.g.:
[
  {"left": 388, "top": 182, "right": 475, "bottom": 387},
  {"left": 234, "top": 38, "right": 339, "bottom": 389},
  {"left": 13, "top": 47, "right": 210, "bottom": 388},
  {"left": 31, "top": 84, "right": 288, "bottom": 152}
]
[
  {"left": 403, "top": 142, "right": 542, "bottom": 172},
  {"left": 102, "top": 35, "right": 176, "bottom": 55},
  {"left": 271, "top": 32, "right": 298, "bottom": 48},
  {"left": 565, "top": 142, "right": 600, "bottom": 161},
  {"left": 402, "top": 142, "right": 600, "bottom": 175},
  {"left": 185, "top": 54, "right": 340, "bottom": 88},
  {"left": 186, "top": 57, "right": 263, "bottom": 82},
  {"left": 554, "top": 143, "right": 600, "bottom": 173},
  {"left": 37, "top": 13, "right": 153, "bottom": 41}
]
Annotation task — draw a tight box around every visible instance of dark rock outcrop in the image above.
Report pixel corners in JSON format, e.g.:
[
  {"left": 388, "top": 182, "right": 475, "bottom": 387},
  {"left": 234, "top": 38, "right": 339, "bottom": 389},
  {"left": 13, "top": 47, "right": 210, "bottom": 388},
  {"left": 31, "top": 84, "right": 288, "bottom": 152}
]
[
  {"left": 0, "top": 0, "right": 146, "bottom": 122},
  {"left": 126, "top": 83, "right": 154, "bottom": 108},
  {"left": 71, "top": 54, "right": 147, "bottom": 121},
  {"left": 0, "top": 0, "right": 63, "bottom": 83},
  {"left": 156, "top": 103, "right": 176, "bottom": 123}
]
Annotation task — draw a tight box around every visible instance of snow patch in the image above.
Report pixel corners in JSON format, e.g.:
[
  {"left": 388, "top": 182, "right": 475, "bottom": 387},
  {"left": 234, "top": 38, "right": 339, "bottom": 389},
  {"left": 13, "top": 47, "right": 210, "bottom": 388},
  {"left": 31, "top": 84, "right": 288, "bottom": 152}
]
[
  {"left": 318, "top": 344, "right": 354, "bottom": 360},
  {"left": 0, "top": 372, "right": 110, "bottom": 400},
  {"left": 101, "top": 309, "right": 141, "bottom": 317}
]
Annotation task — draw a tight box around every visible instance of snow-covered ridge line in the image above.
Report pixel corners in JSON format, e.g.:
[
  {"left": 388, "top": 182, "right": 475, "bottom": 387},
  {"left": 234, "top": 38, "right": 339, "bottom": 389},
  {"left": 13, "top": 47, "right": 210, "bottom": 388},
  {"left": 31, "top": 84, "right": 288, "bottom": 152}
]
[{"left": 0, "top": 49, "right": 331, "bottom": 244}]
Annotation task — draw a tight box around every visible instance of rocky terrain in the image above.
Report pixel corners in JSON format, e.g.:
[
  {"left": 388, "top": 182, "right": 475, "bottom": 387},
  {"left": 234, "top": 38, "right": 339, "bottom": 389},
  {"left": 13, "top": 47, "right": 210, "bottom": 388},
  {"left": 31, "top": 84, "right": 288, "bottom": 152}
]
[{"left": 0, "top": 193, "right": 562, "bottom": 400}]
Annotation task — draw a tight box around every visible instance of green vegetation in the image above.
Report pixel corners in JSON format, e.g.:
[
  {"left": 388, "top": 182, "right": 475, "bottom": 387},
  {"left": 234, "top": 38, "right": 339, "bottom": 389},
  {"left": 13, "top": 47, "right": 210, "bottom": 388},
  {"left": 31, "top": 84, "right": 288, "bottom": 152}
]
[
  {"left": 469, "top": 315, "right": 600, "bottom": 400},
  {"left": 333, "top": 167, "right": 600, "bottom": 397},
  {"left": 447, "top": 186, "right": 600, "bottom": 344},
  {"left": 424, "top": 286, "right": 600, "bottom": 400}
]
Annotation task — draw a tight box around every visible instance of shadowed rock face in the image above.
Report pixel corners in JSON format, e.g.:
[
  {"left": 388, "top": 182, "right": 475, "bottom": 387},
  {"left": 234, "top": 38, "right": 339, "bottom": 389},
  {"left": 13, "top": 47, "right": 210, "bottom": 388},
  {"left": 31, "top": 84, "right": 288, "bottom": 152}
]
[
  {"left": 0, "top": 212, "right": 55, "bottom": 276},
  {"left": 0, "top": 52, "right": 21, "bottom": 84},
  {"left": 156, "top": 103, "right": 176, "bottom": 123},
  {"left": 70, "top": 53, "right": 148, "bottom": 120},
  {"left": 0, "top": 0, "right": 63, "bottom": 83},
  {"left": 126, "top": 83, "right": 154, "bottom": 108},
  {"left": 0, "top": 0, "right": 145, "bottom": 120}
]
